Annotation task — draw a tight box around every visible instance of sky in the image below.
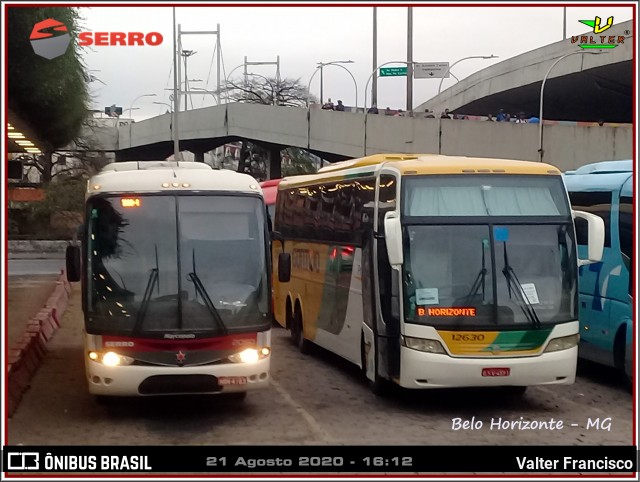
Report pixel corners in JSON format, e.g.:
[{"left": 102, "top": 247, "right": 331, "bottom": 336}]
[{"left": 74, "top": 2, "right": 636, "bottom": 121}]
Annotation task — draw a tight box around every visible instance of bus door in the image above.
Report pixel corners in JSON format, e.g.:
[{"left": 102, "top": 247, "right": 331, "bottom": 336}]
[
  {"left": 572, "top": 189, "right": 616, "bottom": 362},
  {"left": 371, "top": 174, "right": 401, "bottom": 380}
]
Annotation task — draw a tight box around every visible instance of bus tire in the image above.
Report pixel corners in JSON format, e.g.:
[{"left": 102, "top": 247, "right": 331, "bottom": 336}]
[
  {"left": 613, "top": 327, "right": 631, "bottom": 392},
  {"left": 292, "top": 309, "right": 311, "bottom": 354}
]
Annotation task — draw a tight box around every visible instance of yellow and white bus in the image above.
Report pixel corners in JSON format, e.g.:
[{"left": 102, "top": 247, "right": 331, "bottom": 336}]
[
  {"left": 66, "top": 161, "right": 272, "bottom": 400},
  {"left": 271, "top": 154, "right": 605, "bottom": 395}
]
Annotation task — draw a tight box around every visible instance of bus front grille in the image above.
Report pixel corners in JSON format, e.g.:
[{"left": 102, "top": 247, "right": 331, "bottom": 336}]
[{"left": 138, "top": 375, "right": 222, "bottom": 395}]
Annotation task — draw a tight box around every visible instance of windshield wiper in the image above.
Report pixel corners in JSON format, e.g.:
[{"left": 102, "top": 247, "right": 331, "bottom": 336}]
[
  {"left": 188, "top": 249, "right": 228, "bottom": 335},
  {"left": 463, "top": 243, "right": 487, "bottom": 305},
  {"left": 134, "top": 245, "right": 160, "bottom": 334},
  {"left": 501, "top": 242, "right": 541, "bottom": 328}
]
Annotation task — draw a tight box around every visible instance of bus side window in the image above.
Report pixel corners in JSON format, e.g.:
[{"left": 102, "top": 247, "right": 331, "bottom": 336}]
[{"left": 568, "top": 191, "right": 612, "bottom": 248}]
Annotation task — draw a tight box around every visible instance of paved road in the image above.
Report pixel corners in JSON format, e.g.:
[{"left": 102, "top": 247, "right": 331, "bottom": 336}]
[{"left": 8, "top": 286, "right": 633, "bottom": 450}]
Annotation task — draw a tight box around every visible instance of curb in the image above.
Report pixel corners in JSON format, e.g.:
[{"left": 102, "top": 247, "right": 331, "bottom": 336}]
[{"left": 7, "top": 270, "right": 73, "bottom": 417}]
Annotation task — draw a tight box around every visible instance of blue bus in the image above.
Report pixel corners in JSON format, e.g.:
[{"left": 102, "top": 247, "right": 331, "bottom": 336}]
[{"left": 563, "top": 160, "right": 633, "bottom": 387}]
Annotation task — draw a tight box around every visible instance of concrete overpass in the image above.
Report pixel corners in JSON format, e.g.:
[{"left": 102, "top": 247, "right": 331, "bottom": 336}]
[
  {"left": 108, "top": 102, "right": 632, "bottom": 173},
  {"left": 416, "top": 20, "right": 632, "bottom": 123}
]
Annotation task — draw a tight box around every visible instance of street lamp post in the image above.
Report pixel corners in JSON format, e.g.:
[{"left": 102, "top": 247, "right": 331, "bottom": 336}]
[
  {"left": 153, "top": 101, "right": 174, "bottom": 113},
  {"left": 306, "top": 62, "right": 358, "bottom": 110},
  {"left": 153, "top": 102, "right": 174, "bottom": 144},
  {"left": 538, "top": 50, "right": 606, "bottom": 162},
  {"left": 121, "top": 107, "right": 140, "bottom": 117},
  {"left": 316, "top": 60, "right": 354, "bottom": 105},
  {"left": 128, "top": 93, "right": 157, "bottom": 120},
  {"left": 437, "top": 55, "right": 498, "bottom": 95},
  {"left": 362, "top": 61, "right": 414, "bottom": 156},
  {"left": 188, "top": 86, "right": 219, "bottom": 104},
  {"left": 434, "top": 55, "right": 497, "bottom": 155},
  {"left": 364, "top": 61, "right": 412, "bottom": 114},
  {"left": 127, "top": 93, "right": 156, "bottom": 147}
]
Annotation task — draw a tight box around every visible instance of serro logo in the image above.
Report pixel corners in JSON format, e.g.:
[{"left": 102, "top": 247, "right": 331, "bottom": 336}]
[
  {"left": 29, "top": 18, "right": 164, "bottom": 60},
  {"left": 30, "top": 18, "right": 71, "bottom": 59},
  {"left": 77, "top": 31, "right": 163, "bottom": 46}
]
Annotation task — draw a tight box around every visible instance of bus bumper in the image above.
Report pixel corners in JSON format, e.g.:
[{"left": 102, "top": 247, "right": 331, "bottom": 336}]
[
  {"left": 398, "top": 346, "right": 577, "bottom": 389},
  {"left": 85, "top": 357, "right": 270, "bottom": 396}
]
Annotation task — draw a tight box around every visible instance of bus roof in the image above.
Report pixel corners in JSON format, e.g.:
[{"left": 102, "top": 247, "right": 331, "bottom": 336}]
[
  {"left": 259, "top": 179, "right": 282, "bottom": 205},
  {"left": 563, "top": 171, "right": 633, "bottom": 197},
  {"left": 88, "top": 161, "right": 263, "bottom": 196},
  {"left": 280, "top": 154, "right": 561, "bottom": 189},
  {"left": 567, "top": 159, "right": 633, "bottom": 175}
]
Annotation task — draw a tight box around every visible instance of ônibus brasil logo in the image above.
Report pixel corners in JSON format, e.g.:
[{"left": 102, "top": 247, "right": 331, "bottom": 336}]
[
  {"left": 572, "top": 16, "right": 627, "bottom": 49},
  {"left": 30, "top": 18, "right": 164, "bottom": 60}
]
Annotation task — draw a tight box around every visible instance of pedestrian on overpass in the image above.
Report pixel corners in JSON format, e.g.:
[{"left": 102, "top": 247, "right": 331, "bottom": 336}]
[{"left": 335, "top": 100, "right": 345, "bottom": 112}]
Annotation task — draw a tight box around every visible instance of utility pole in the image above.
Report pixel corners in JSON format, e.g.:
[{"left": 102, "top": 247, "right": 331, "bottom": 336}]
[
  {"left": 406, "top": 7, "right": 413, "bottom": 113},
  {"left": 372, "top": 7, "right": 378, "bottom": 108},
  {"left": 244, "top": 56, "right": 281, "bottom": 86},
  {"left": 172, "top": 9, "right": 180, "bottom": 162},
  {"left": 181, "top": 49, "right": 196, "bottom": 110},
  {"left": 178, "top": 24, "right": 222, "bottom": 106}
]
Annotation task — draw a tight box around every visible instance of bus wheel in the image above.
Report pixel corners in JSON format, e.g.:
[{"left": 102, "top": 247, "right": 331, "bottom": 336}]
[
  {"left": 292, "top": 309, "right": 311, "bottom": 354},
  {"left": 613, "top": 328, "right": 631, "bottom": 392}
]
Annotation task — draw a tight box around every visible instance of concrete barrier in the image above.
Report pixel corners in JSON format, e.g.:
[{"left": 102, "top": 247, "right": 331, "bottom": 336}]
[
  {"left": 7, "top": 270, "right": 72, "bottom": 417},
  {"left": 8, "top": 240, "right": 70, "bottom": 254}
]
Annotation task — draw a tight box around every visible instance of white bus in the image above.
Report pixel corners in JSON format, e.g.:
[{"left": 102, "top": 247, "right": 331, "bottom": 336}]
[
  {"left": 66, "top": 161, "right": 271, "bottom": 399},
  {"left": 272, "top": 154, "right": 605, "bottom": 395}
]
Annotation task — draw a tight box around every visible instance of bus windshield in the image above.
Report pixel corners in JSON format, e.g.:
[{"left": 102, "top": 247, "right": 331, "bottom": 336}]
[
  {"left": 401, "top": 175, "right": 577, "bottom": 329},
  {"left": 86, "top": 194, "right": 269, "bottom": 336}
]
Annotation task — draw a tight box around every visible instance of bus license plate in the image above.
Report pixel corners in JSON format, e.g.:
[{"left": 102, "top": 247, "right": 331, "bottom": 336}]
[
  {"left": 218, "top": 376, "right": 247, "bottom": 386},
  {"left": 482, "top": 368, "right": 510, "bottom": 377}
]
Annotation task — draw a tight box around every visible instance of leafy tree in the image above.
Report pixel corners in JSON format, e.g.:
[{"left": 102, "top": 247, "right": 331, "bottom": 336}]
[
  {"left": 282, "top": 147, "right": 321, "bottom": 176},
  {"left": 8, "top": 7, "right": 90, "bottom": 150},
  {"left": 219, "top": 76, "right": 320, "bottom": 178},
  {"left": 14, "top": 115, "right": 112, "bottom": 184},
  {"left": 221, "top": 76, "right": 317, "bottom": 107}
]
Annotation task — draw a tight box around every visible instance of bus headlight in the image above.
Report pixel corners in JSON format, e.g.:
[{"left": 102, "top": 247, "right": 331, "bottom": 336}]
[
  {"left": 544, "top": 334, "right": 579, "bottom": 353},
  {"left": 402, "top": 336, "right": 446, "bottom": 354},
  {"left": 228, "top": 347, "right": 270, "bottom": 364},
  {"left": 89, "top": 351, "right": 135, "bottom": 366}
]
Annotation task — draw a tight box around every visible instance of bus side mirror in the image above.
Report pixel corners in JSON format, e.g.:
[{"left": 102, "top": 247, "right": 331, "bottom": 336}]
[
  {"left": 66, "top": 245, "right": 81, "bottom": 282},
  {"left": 270, "top": 230, "right": 283, "bottom": 242},
  {"left": 384, "top": 211, "right": 403, "bottom": 266},
  {"left": 278, "top": 252, "right": 291, "bottom": 283},
  {"left": 573, "top": 210, "right": 605, "bottom": 266}
]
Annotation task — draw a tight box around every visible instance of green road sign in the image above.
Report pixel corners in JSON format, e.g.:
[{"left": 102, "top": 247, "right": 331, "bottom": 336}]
[{"left": 380, "top": 67, "right": 407, "bottom": 77}]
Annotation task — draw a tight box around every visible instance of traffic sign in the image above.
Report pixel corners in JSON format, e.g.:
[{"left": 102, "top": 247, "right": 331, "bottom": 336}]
[
  {"left": 414, "top": 62, "right": 450, "bottom": 79},
  {"left": 380, "top": 67, "right": 407, "bottom": 77}
]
